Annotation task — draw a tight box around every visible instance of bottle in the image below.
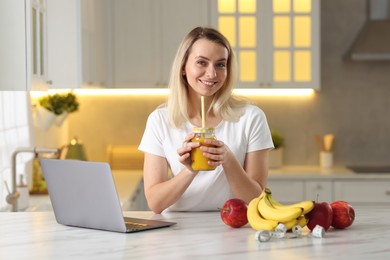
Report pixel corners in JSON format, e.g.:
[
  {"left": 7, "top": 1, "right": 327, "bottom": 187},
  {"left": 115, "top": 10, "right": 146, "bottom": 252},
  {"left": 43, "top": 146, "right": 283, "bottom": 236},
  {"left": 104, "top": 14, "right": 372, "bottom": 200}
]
[{"left": 191, "top": 127, "right": 217, "bottom": 171}]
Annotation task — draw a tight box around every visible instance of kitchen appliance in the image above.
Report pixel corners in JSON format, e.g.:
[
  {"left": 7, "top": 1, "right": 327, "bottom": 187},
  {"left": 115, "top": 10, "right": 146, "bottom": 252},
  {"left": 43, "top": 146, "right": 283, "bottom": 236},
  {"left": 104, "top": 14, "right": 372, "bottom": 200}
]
[
  {"left": 60, "top": 137, "right": 87, "bottom": 161},
  {"left": 347, "top": 0, "right": 390, "bottom": 61}
]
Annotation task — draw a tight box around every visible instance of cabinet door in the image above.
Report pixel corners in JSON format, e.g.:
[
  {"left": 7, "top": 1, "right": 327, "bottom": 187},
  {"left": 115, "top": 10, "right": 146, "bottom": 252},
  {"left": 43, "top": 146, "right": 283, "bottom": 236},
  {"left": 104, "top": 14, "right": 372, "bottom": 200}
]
[
  {"left": 305, "top": 180, "right": 333, "bottom": 202},
  {"left": 159, "top": 0, "right": 210, "bottom": 86},
  {"left": 81, "top": 0, "right": 110, "bottom": 88},
  {"left": 211, "top": 0, "right": 320, "bottom": 89},
  {"left": 266, "top": 180, "right": 305, "bottom": 203},
  {"left": 0, "top": 0, "right": 29, "bottom": 91},
  {"left": 46, "top": 0, "right": 82, "bottom": 88},
  {"left": 111, "top": 0, "right": 157, "bottom": 88},
  {"left": 334, "top": 181, "right": 390, "bottom": 204}
]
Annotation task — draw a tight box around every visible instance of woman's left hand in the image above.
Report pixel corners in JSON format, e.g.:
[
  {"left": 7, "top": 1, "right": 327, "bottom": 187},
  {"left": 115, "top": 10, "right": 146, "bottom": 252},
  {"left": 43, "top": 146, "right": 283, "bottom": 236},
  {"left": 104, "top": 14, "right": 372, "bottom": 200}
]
[{"left": 200, "top": 139, "right": 229, "bottom": 167}]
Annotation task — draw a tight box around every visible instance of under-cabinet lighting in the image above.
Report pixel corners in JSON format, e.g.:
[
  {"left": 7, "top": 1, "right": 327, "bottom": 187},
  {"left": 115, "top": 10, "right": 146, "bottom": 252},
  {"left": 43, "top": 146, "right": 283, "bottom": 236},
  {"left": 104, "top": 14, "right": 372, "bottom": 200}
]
[{"left": 30, "top": 88, "right": 315, "bottom": 97}]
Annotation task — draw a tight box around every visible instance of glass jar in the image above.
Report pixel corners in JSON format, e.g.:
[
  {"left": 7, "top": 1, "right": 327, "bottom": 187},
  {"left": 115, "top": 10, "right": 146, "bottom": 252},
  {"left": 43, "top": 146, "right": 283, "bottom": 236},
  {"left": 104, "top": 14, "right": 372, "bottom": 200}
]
[{"left": 191, "top": 127, "right": 217, "bottom": 171}]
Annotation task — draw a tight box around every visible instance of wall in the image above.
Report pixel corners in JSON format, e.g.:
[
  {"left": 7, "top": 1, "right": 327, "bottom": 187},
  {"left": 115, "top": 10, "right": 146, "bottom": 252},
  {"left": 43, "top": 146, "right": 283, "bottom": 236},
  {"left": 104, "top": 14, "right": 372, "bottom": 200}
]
[{"left": 66, "top": 0, "right": 390, "bottom": 167}]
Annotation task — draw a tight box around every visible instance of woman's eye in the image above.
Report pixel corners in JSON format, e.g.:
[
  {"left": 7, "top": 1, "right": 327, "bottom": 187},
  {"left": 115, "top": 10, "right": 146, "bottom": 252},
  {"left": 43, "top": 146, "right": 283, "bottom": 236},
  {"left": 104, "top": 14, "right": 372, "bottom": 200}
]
[
  {"left": 197, "top": 60, "right": 206, "bottom": 65},
  {"left": 216, "top": 63, "right": 226, "bottom": 69}
]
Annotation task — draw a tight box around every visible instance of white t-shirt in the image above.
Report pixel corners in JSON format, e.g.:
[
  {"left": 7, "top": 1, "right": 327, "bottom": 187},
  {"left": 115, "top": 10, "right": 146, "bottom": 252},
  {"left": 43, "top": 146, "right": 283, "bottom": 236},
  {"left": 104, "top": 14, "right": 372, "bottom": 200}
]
[{"left": 138, "top": 104, "right": 274, "bottom": 212}]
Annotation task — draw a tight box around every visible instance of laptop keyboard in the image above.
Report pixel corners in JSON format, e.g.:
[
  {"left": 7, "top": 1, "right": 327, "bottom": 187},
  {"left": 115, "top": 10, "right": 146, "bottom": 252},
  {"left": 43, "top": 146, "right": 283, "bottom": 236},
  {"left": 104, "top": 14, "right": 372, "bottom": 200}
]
[{"left": 125, "top": 221, "right": 148, "bottom": 231}]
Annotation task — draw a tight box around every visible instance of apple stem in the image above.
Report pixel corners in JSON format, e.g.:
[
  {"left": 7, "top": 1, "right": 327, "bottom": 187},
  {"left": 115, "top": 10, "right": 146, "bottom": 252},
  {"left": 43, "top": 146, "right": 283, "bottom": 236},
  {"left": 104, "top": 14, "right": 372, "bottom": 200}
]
[{"left": 316, "top": 194, "right": 319, "bottom": 203}]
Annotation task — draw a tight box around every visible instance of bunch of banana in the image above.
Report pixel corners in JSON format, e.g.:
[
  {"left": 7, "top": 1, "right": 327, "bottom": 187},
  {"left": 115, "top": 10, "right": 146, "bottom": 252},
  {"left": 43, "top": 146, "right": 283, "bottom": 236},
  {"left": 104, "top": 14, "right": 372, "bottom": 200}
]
[{"left": 247, "top": 188, "right": 314, "bottom": 231}]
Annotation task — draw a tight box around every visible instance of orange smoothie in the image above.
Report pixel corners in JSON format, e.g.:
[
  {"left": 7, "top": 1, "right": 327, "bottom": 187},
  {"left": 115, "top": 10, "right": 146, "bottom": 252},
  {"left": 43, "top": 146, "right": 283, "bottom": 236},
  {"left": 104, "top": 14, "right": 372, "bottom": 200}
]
[{"left": 191, "top": 128, "right": 217, "bottom": 171}]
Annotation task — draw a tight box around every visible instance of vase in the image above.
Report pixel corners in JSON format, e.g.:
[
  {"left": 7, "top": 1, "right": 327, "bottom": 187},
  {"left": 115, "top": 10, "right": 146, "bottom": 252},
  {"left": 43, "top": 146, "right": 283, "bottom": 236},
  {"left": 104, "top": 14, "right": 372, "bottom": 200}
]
[
  {"left": 33, "top": 105, "right": 56, "bottom": 131},
  {"left": 54, "top": 111, "right": 68, "bottom": 127},
  {"left": 269, "top": 148, "right": 283, "bottom": 168}
]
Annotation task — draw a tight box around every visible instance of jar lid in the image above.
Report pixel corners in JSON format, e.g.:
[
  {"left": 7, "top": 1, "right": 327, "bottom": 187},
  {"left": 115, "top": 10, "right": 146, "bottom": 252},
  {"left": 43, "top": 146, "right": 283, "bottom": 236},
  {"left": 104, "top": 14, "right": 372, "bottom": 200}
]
[{"left": 192, "top": 127, "right": 215, "bottom": 133}]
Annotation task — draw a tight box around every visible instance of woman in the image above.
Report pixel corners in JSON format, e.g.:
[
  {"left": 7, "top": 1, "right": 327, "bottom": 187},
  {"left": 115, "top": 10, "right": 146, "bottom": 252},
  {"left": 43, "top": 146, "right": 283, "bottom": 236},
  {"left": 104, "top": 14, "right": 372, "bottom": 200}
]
[{"left": 139, "top": 27, "right": 274, "bottom": 213}]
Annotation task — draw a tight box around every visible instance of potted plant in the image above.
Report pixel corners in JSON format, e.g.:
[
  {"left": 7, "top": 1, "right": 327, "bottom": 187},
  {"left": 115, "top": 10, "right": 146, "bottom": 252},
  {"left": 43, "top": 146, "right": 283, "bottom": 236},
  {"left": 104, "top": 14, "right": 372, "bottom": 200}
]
[
  {"left": 34, "top": 92, "right": 79, "bottom": 130},
  {"left": 269, "top": 129, "right": 284, "bottom": 168}
]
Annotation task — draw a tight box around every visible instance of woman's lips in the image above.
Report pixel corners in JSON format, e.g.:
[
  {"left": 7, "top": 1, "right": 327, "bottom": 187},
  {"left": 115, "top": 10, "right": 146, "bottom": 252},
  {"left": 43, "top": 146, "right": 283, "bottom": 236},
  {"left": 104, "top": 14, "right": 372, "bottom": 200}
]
[{"left": 200, "top": 79, "right": 217, "bottom": 87}]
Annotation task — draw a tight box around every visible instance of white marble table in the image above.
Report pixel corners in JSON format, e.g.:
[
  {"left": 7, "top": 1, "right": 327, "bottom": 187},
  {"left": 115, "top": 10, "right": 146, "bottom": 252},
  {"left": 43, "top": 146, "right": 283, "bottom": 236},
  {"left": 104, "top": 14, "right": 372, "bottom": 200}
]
[{"left": 0, "top": 205, "right": 389, "bottom": 259}]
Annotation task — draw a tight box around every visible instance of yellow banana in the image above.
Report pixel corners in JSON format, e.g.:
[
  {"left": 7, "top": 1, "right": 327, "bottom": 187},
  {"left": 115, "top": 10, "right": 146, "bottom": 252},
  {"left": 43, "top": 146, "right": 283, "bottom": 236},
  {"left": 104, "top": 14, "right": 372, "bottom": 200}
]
[
  {"left": 258, "top": 191, "right": 303, "bottom": 222},
  {"left": 268, "top": 196, "right": 314, "bottom": 215},
  {"left": 296, "top": 215, "right": 308, "bottom": 227},
  {"left": 281, "top": 217, "right": 299, "bottom": 231},
  {"left": 247, "top": 196, "right": 278, "bottom": 231}
]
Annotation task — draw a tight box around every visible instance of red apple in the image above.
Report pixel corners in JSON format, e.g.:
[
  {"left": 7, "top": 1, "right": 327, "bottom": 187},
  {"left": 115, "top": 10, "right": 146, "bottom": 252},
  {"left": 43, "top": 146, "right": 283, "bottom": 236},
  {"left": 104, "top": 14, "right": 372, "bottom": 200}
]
[
  {"left": 331, "top": 201, "right": 355, "bottom": 229},
  {"left": 305, "top": 202, "right": 333, "bottom": 231},
  {"left": 220, "top": 198, "right": 248, "bottom": 228}
]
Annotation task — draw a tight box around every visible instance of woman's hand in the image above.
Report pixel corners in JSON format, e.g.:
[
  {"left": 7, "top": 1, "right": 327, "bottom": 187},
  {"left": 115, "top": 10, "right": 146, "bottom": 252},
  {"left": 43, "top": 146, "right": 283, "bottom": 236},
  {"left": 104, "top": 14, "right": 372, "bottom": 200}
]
[
  {"left": 177, "top": 133, "right": 199, "bottom": 171},
  {"left": 201, "top": 139, "right": 229, "bottom": 168}
]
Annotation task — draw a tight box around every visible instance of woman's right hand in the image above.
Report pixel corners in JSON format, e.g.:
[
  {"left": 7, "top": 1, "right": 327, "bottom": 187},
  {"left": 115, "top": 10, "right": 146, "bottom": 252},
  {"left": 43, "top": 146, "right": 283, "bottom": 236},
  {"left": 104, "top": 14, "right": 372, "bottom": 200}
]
[{"left": 177, "top": 132, "right": 199, "bottom": 171}]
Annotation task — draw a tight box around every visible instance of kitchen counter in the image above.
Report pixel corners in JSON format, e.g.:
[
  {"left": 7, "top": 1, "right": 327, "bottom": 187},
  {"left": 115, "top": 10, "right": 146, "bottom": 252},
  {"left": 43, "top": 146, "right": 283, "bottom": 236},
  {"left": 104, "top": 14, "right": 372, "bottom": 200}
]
[
  {"left": 269, "top": 166, "right": 390, "bottom": 180},
  {"left": 0, "top": 205, "right": 388, "bottom": 259}
]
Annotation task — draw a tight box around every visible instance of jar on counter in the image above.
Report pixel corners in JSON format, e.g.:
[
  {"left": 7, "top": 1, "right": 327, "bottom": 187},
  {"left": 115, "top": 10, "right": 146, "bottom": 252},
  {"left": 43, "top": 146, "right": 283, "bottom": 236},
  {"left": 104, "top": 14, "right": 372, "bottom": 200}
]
[{"left": 191, "top": 127, "right": 217, "bottom": 171}]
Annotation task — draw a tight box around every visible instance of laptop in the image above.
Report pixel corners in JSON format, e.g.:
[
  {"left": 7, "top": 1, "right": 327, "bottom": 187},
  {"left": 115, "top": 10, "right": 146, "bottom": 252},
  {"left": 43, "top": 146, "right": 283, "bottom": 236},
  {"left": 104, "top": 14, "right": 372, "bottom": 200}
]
[{"left": 40, "top": 158, "right": 176, "bottom": 233}]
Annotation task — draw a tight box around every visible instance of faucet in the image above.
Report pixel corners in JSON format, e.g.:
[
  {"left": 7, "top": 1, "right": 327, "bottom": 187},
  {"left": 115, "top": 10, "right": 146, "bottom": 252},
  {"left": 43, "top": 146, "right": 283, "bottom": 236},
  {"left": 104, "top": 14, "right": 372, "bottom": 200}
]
[{"left": 6, "top": 147, "right": 59, "bottom": 212}]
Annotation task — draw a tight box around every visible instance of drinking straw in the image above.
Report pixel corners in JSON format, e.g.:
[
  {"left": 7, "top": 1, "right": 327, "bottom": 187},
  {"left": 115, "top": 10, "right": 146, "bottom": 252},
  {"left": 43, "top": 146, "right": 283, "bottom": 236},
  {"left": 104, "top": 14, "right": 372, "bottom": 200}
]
[{"left": 201, "top": 96, "right": 205, "bottom": 128}]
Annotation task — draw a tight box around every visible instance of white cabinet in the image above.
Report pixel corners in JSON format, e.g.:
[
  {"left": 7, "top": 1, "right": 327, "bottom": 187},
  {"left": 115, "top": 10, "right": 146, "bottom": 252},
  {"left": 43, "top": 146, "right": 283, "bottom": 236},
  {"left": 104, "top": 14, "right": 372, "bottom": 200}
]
[
  {"left": 211, "top": 0, "right": 320, "bottom": 89},
  {"left": 268, "top": 177, "right": 390, "bottom": 205},
  {"left": 80, "top": 0, "right": 110, "bottom": 88},
  {"left": 334, "top": 181, "right": 390, "bottom": 204},
  {"left": 111, "top": 0, "right": 210, "bottom": 88},
  {"left": 0, "top": 0, "right": 29, "bottom": 91},
  {"left": 267, "top": 179, "right": 332, "bottom": 203},
  {"left": 46, "top": 0, "right": 82, "bottom": 89},
  {"left": 305, "top": 180, "right": 333, "bottom": 202},
  {"left": 266, "top": 180, "right": 305, "bottom": 203}
]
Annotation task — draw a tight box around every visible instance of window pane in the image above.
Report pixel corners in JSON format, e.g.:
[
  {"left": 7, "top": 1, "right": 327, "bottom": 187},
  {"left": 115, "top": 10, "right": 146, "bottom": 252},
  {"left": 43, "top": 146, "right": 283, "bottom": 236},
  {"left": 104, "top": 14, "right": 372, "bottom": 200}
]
[
  {"left": 219, "top": 16, "right": 236, "bottom": 47},
  {"left": 273, "top": 0, "right": 291, "bottom": 13},
  {"left": 274, "top": 51, "right": 291, "bottom": 81},
  {"left": 239, "top": 17, "right": 256, "bottom": 47},
  {"left": 39, "top": 11, "right": 44, "bottom": 76},
  {"left": 294, "top": 16, "right": 311, "bottom": 47},
  {"left": 294, "top": 51, "right": 311, "bottom": 81},
  {"left": 294, "top": 0, "right": 311, "bottom": 13},
  {"left": 218, "top": 0, "right": 236, "bottom": 13},
  {"left": 239, "top": 0, "right": 256, "bottom": 13},
  {"left": 32, "top": 8, "right": 37, "bottom": 75},
  {"left": 240, "top": 51, "right": 256, "bottom": 82},
  {"left": 274, "top": 16, "right": 290, "bottom": 47}
]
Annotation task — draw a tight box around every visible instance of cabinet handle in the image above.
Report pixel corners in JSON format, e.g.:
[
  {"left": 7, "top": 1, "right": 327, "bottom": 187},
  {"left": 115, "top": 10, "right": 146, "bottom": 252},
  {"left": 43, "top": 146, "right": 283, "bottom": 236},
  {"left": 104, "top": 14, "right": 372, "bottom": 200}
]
[
  {"left": 316, "top": 184, "right": 323, "bottom": 190},
  {"left": 386, "top": 191, "right": 390, "bottom": 196},
  {"left": 46, "top": 80, "right": 53, "bottom": 85}
]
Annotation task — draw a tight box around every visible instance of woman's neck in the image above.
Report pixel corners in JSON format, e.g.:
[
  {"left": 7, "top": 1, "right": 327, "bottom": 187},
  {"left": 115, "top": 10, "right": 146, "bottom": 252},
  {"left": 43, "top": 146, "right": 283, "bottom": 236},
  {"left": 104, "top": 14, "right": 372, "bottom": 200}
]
[{"left": 188, "top": 94, "right": 220, "bottom": 128}]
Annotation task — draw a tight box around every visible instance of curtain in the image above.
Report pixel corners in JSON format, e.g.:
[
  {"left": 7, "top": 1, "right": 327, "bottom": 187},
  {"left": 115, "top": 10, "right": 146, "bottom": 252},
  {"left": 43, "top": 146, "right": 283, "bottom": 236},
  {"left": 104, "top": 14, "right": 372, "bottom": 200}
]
[{"left": 0, "top": 91, "right": 33, "bottom": 211}]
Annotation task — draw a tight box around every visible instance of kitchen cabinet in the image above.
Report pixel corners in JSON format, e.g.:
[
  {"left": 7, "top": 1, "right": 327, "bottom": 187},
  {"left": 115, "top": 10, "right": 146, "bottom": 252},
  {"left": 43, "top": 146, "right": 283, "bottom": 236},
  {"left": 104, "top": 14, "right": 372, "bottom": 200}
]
[
  {"left": 305, "top": 180, "right": 333, "bottom": 202},
  {"left": 334, "top": 181, "right": 390, "bottom": 204},
  {"left": 0, "top": 0, "right": 30, "bottom": 91},
  {"left": 267, "top": 179, "right": 332, "bottom": 203},
  {"left": 111, "top": 0, "right": 210, "bottom": 88},
  {"left": 211, "top": 0, "right": 320, "bottom": 89},
  {"left": 268, "top": 167, "right": 390, "bottom": 205},
  {"left": 266, "top": 180, "right": 305, "bottom": 202},
  {"left": 46, "top": 0, "right": 82, "bottom": 89},
  {"left": 80, "top": 0, "right": 110, "bottom": 88}
]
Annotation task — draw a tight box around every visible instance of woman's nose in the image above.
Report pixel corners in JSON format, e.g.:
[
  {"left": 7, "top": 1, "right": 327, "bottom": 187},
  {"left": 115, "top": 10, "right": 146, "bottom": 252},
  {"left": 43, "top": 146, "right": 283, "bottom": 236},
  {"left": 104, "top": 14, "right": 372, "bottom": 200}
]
[{"left": 205, "top": 65, "right": 217, "bottom": 78}]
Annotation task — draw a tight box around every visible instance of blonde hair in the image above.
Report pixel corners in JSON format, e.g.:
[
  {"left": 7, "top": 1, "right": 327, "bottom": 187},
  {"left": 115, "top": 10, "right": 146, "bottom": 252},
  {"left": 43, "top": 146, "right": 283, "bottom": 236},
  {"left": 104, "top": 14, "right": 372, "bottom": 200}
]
[{"left": 166, "top": 27, "right": 248, "bottom": 129}]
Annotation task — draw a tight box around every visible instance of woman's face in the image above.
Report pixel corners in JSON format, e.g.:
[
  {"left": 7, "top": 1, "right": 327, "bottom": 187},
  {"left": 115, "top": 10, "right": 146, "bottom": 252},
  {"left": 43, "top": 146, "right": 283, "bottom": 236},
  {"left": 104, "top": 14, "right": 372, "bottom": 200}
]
[{"left": 184, "top": 39, "right": 228, "bottom": 97}]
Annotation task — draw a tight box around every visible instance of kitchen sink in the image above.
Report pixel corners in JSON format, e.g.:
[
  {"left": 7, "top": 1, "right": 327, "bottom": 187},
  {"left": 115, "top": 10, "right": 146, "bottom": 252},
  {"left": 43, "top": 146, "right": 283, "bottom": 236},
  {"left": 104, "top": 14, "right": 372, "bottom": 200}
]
[{"left": 347, "top": 166, "right": 390, "bottom": 174}]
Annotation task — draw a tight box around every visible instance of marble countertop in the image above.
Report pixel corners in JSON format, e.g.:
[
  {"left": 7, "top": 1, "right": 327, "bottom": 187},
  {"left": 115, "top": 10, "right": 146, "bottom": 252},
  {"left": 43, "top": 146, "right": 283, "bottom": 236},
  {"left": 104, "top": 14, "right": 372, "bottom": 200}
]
[{"left": 1, "top": 205, "right": 389, "bottom": 259}]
